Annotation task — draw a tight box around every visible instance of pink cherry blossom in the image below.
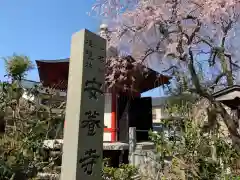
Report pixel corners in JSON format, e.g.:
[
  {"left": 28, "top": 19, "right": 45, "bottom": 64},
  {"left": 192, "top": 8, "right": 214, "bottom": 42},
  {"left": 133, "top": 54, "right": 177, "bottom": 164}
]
[{"left": 92, "top": 0, "right": 240, "bottom": 92}]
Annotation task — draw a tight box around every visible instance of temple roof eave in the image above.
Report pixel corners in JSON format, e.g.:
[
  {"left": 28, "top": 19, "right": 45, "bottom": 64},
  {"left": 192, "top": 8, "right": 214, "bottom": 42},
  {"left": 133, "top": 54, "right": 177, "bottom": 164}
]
[
  {"left": 35, "top": 56, "right": 171, "bottom": 93},
  {"left": 36, "top": 58, "right": 69, "bottom": 63},
  {"left": 212, "top": 85, "right": 240, "bottom": 99}
]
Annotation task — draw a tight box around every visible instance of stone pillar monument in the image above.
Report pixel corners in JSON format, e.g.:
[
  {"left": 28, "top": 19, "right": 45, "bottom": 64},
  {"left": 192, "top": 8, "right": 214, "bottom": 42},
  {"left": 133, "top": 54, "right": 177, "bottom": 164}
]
[{"left": 60, "top": 29, "right": 106, "bottom": 180}]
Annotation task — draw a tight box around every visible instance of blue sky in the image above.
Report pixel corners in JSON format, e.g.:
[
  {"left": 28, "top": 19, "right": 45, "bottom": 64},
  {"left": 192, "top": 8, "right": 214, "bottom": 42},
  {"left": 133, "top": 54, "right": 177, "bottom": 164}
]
[{"left": 0, "top": 0, "right": 164, "bottom": 97}]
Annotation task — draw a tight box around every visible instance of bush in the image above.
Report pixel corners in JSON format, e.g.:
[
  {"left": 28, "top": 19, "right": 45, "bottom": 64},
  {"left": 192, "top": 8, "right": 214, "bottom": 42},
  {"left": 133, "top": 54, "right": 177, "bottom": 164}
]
[{"left": 102, "top": 159, "right": 139, "bottom": 180}]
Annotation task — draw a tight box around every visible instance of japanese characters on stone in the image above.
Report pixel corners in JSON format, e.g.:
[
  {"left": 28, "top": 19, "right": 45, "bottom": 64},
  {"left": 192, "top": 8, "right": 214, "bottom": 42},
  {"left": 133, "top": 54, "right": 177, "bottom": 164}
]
[
  {"left": 84, "top": 36, "right": 106, "bottom": 70},
  {"left": 60, "top": 29, "right": 106, "bottom": 180},
  {"left": 85, "top": 39, "right": 94, "bottom": 48},
  {"left": 78, "top": 31, "right": 106, "bottom": 177},
  {"left": 84, "top": 78, "right": 103, "bottom": 100},
  {"left": 81, "top": 110, "right": 101, "bottom": 136},
  {"left": 83, "top": 39, "right": 105, "bottom": 100},
  {"left": 98, "top": 55, "right": 105, "bottom": 63},
  {"left": 79, "top": 149, "right": 100, "bottom": 175},
  {"left": 85, "top": 49, "right": 93, "bottom": 68}
]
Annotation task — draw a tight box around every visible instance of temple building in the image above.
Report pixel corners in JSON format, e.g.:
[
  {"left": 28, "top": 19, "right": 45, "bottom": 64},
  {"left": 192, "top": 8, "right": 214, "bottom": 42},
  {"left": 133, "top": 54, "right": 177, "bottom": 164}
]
[
  {"left": 19, "top": 26, "right": 172, "bottom": 168},
  {"left": 21, "top": 56, "right": 170, "bottom": 143},
  {"left": 20, "top": 25, "right": 171, "bottom": 144}
]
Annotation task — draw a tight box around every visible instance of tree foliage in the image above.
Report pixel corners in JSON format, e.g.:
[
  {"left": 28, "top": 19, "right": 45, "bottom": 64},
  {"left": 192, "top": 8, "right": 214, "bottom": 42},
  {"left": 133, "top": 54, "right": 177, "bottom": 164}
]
[
  {"left": 3, "top": 54, "right": 34, "bottom": 81},
  {"left": 145, "top": 97, "right": 240, "bottom": 179},
  {"left": 102, "top": 159, "right": 139, "bottom": 180},
  {"left": 92, "top": 0, "right": 240, "bottom": 146},
  {"left": 0, "top": 54, "right": 139, "bottom": 180},
  {"left": 0, "top": 54, "right": 65, "bottom": 179}
]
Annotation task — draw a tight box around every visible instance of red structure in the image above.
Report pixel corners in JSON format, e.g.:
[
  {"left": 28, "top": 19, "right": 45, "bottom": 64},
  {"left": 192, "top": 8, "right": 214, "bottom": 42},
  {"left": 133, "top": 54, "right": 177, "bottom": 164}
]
[{"left": 36, "top": 57, "right": 170, "bottom": 142}]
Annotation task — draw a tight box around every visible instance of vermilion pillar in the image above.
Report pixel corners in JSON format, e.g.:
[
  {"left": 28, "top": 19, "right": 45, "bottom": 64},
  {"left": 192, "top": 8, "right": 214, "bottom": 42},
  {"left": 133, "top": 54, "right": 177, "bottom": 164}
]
[
  {"left": 103, "top": 92, "right": 117, "bottom": 142},
  {"left": 111, "top": 91, "right": 117, "bottom": 142}
]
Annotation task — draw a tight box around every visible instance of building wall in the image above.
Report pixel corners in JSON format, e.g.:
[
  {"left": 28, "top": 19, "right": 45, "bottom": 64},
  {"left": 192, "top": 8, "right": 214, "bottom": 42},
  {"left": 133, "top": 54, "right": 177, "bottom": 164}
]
[
  {"left": 152, "top": 107, "right": 168, "bottom": 123},
  {"left": 151, "top": 97, "right": 169, "bottom": 123}
]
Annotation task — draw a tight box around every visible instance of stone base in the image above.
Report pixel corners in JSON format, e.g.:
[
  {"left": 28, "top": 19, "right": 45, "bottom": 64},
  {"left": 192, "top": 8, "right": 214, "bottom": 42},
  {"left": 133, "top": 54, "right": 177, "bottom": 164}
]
[{"left": 43, "top": 139, "right": 155, "bottom": 151}]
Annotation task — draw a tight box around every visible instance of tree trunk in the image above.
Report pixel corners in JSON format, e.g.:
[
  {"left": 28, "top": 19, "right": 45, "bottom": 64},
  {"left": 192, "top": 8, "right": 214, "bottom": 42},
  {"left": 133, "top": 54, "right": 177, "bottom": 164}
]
[{"left": 217, "top": 102, "right": 240, "bottom": 147}]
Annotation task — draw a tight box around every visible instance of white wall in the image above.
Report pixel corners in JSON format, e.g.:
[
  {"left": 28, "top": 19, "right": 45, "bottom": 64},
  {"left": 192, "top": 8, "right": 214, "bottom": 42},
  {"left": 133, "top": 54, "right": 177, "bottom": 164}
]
[
  {"left": 104, "top": 93, "right": 112, "bottom": 129},
  {"left": 151, "top": 97, "right": 169, "bottom": 123},
  {"left": 152, "top": 107, "right": 169, "bottom": 123},
  {"left": 103, "top": 132, "right": 112, "bottom": 142},
  {"left": 103, "top": 93, "right": 112, "bottom": 142}
]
